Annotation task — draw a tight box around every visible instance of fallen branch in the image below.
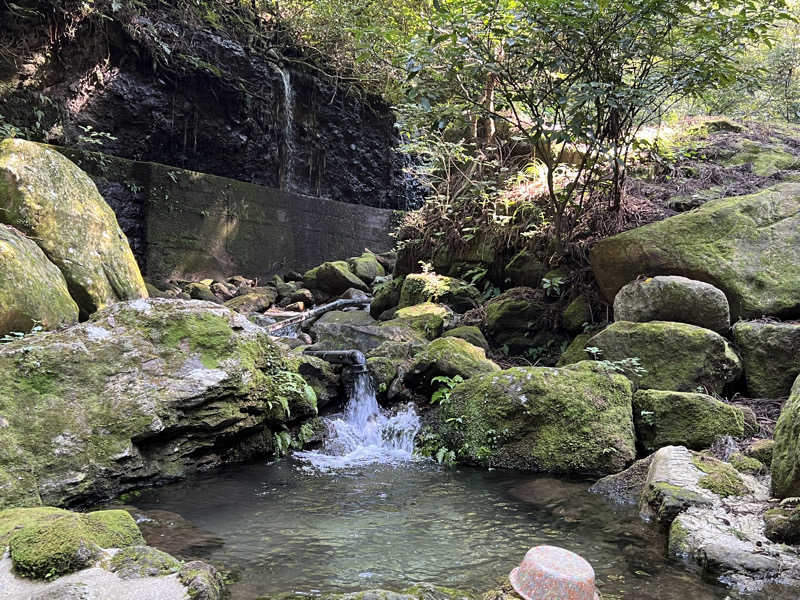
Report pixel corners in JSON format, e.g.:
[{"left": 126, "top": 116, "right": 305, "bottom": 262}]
[{"left": 264, "top": 298, "right": 371, "bottom": 336}]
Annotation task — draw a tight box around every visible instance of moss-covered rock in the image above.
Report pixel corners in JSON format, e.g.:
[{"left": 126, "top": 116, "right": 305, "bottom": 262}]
[
  {"left": 179, "top": 560, "right": 225, "bottom": 600},
  {"left": 561, "top": 295, "right": 591, "bottom": 334},
  {"left": 0, "top": 507, "right": 143, "bottom": 579},
  {"left": 0, "top": 298, "right": 299, "bottom": 508},
  {"left": 0, "top": 139, "right": 147, "bottom": 317},
  {"left": 633, "top": 390, "right": 746, "bottom": 454},
  {"left": 729, "top": 452, "right": 766, "bottom": 475},
  {"left": 224, "top": 290, "right": 276, "bottom": 313},
  {"left": 770, "top": 374, "right": 800, "bottom": 498},
  {"left": 504, "top": 249, "right": 548, "bottom": 288},
  {"left": 288, "top": 353, "right": 339, "bottom": 410},
  {"left": 590, "top": 182, "right": 800, "bottom": 319},
  {"left": 0, "top": 224, "right": 79, "bottom": 336},
  {"left": 442, "top": 326, "right": 489, "bottom": 351},
  {"left": 348, "top": 253, "right": 386, "bottom": 284},
  {"left": 587, "top": 321, "right": 742, "bottom": 394},
  {"left": 691, "top": 453, "right": 748, "bottom": 497},
  {"left": 731, "top": 320, "right": 800, "bottom": 398},
  {"left": 436, "top": 361, "right": 636, "bottom": 474},
  {"left": 723, "top": 139, "right": 800, "bottom": 176},
  {"left": 400, "top": 337, "right": 499, "bottom": 397},
  {"left": 745, "top": 438, "right": 774, "bottom": 465},
  {"left": 613, "top": 276, "right": 730, "bottom": 333},
  {"left": 555, "top": 332, "right": 593, "bottom": 366},
  {"left": 398, "top": 273, "right": 480, "bottom": 313},
  {"left": 764, "top": 499, "right": 800, "bottom": 544},
  {"left": 482, "top": 287, "right": 546, "bottom": 348},
  {"left": 303, "top": 261, "right": 369, "bottom": 295},
  {"left": 108, "top": 545, "right": 181, "bottom": 579},
  {"left": 370, "top": 277, "right": 404, "bottom": 319},
  {"left": 384, "top": 303, "right": 453, "bottom": 340}
]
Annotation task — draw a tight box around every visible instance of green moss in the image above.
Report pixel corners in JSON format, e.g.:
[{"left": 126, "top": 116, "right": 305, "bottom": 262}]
[
  {"left": 729, "top": 452, "right": 765, "bottom": 475},
  {"left": 633, "top": 389, "right": 745, "bottom": 453},
  {"left": 723, "top": 139, "right": 800, "bottom": 176},
  {"left": 691, "top": 454, "right": 747, "bottom": 497},
  {"left": 348, "top": 253, "right": 385, "bottom": 283},
  {"left": 1, "top": 507, "right": 143, "bottom": 579},
  {"left": 398, "top": 273, "right": 479, "bottom": 313},
  {"left": 386, "top": 303, "right": 451, "bottom": 340},
  {"left": 561, "top": 295, "right": 591, "bottom": 333},
  {"left": 108, "top": 545, "right": 181, "bottom": 578},
  {"left": 667, "top": 518, "right": 691, "bottom": 557},
  {"left": 162, "top": 313, "right": 235, "bottom": 368},
  {"left": 441, "top": 326, "right": 489, "bottom": 350},
  {"left": 483, "top": 288, "right": 546, "bottom": 347},
  {"left": 745, "top": 438, "right": 774, "bottom": 465}
]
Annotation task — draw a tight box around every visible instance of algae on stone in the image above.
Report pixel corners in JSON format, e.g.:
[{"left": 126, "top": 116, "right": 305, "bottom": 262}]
[
  {"left": 587, "top": 320, "right": 741, "bottom": 394},
  {"left": 0, "top": 224, "right": 79, "bottom": 336},
  {"left": 590, "top": 182, "right": 800, "bottom": 319},
  {"left": 0, "top": 139, "right": 147, "bottom": 317},
  {"left": 442, "top": 326, "right": 489, "bottom": 351},
  {"left": 436, "top": 361, "right": 636, "bottom": 475},
  {"left": 771, "top": 374, "right": 800, "bottom": 498},
  {"left": 398, "top": 273, "right": 480, "bottom": 313},
  {"left": 401, "top": 337, "right": 499, "bottom": 397},
  {"left": 732, "top": 320, "right": 800, "bottom": 399}
]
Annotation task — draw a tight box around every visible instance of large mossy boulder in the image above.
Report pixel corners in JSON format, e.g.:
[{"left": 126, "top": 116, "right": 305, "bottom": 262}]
[
  {"left": 400, "top": 337, "right": 499, "bottom": 397},
  {"left": 370, "top": 277, "right": 404, "bottom": 319},
  {"left": 723, "top": 139, "right": 800, "bottom": 176},
  {"left": 587, "top": 321, "right": 742, "bottom": 394},
  {"left": 0, "top": 224, "right": 79, "bottom": 336},
  {"left": 770, "top": 374, "right": 800, "bottom": 498},
  {"left": 348, "top": 253, "right": 385, "bottom": 284},
  {"left": 398, "top": 273, "right": 480, "bottom": 313},
  {"left": 732, "top": 320, "right": 800, "bottom": 399},
  {"left": 441, "top": 326, "right": 489, "bottom": 351},
  {"left": 0, "top": 507, "right": 144, "bottom": 579},
  {"left": 0, "top": 139, "right": 147, "bottom": 317},
  {"left": 436, "top": 361, "right": 636, "bottom": 475},
  {"left": 383, "top": 303, "right": 453, "bottom": 340},
  {"left": 613, "top": 276, "right": 730, "bottom": 333},
  {"left": 590, "top": 183, "right": 800, "bottom": 319},
  {"left": 0, "top": 298, "right": 305, "bottom": 508},
  {"left": 561, "top": 295, "right": 591, "bottom": 334},
  {"left": 303, "top": 261, "right": 369, "bottom": 295},
  {"left": 504, "top": 249, "right": 548, "bottom": 288},
  {"left": 632, "top": 390, "right": 746, "bottom": 454},
  {"left": 482, "top": 287, "right": 546, "bottom": 348}
]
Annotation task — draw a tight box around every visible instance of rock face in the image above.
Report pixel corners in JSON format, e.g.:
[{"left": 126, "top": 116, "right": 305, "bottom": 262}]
[
  {"left": 400, "top": 337, "right": 499, "bottom": 397},
  {"left": 436, "top": 361, "right": 636, "bottom": 475},
  {"left": 0, "top": 224, "right": 79, "bottom": 336},
  {"left": 590, "top": 183, "right": 800, "bottom": 319},
  {"left": 0, "top": 139, "right": 148, "bottom": 317},
  {"left": 587, "top": 321, "right": 742, "bottom": 394},
  {"left": 632, "top": 390, "right": 746, "bottom": 454},
  {"left": 613, "top": 276, "right": 730, "bottom": 333},
  {"left": 770, "top": 374, "right": 800, "bottom": 498},
  {"left": 732, "top": 320, "right": 800, "bottom": 398},
  {"left": 0, "top": 299, "right": 310, "bottom": 509}
]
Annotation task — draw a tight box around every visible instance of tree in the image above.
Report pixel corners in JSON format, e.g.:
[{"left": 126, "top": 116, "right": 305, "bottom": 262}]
[{"left": 406, "top": 0, "right": 791, "bottom": 249}]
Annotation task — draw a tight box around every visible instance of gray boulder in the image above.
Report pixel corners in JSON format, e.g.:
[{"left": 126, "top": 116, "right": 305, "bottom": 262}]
[
  {"left": 732, "top": 320, "right": 800, "bottom": 399},
  {"left": 614, "top": 276, "right": 730, "bottom": 333}
]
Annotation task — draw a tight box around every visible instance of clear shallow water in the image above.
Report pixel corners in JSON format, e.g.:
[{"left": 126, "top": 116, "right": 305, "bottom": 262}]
[{"left": 128, "top": 459, "right": 786, "bottom": 600}]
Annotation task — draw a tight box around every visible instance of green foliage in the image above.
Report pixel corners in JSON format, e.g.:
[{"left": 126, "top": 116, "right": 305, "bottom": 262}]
[
  {"left": 273, "top": 430, "right": 293, "bottom": 457},
  {"left": 540, "top": 277, "right": 564, "bottom": 297},
  {"left": 585, "top": 346, "right": 647, "bottom": 379},
  {"left": 430, "top": 374, "right": 464, "bottom": 405}
]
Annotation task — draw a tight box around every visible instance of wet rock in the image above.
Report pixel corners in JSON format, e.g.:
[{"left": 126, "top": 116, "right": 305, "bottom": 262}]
[
  {"left": 0, "top": 224, "right": 79, "bottom": 336},
  {"left": 339, "top": 288, "right": 370, "bottom": 301},
  {"left": 770, "top": 374, "right": 800, "bottom": 498},
  {"left": 590, "top": 455, "right": 654, "bottom": 505},
  {"left": 732, "top": 320, "right": 800, "bottom": 399},
  {"left": 590, "top": 182, "right": 800, "bottom": 319},
  {"left": 303, "top": 261, "right": 369, "bottom": 295},
  {"left": 633, "top": 390, "right": 746, "bottom": 454},
  {"left": 613, "top": 276, "right": 730, "bottom": 333},
  {"left": 764, "top": 498, "right": 800, "bottom": 544},
  {"left": 441, "top": 326, "right": 489, "bottom": 351},
  {"left": 400, "top": 337, "right": 499, "bottom": 397},
  {"left": 436, "top": 361, "right": 636, "bottom": 475},
  {"left": 587, "top": 321, "right": 742, "bottom": 394},
  {"left": 0, "top": 298, "right": 302, "bottom": 508},
  {"left": 0, "top": 139, "right": 147, "bottom": 318},
  {"left": 178, "top": 561, "right": 224, "bottom": 600},
  {"left": 398, "top": 273, "right": 480, "bottom": 313},
  {"left": 309, "top": 310, "right": 426, "bottom": 355}
]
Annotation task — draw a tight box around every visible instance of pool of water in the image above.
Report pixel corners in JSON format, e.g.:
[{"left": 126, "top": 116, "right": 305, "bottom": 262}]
[{"left": 125, "top": 458, "right": 793, "bottom": 600}]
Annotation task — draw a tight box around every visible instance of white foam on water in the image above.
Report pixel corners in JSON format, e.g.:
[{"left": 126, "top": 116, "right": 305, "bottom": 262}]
[{"left": 295, "top": 372, "right": 420, "bottom": 470}]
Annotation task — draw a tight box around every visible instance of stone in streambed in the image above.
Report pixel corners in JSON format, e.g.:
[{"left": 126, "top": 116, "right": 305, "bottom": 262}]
[{"left": 732, "top": 320, "right": 800, "bottom": 399}]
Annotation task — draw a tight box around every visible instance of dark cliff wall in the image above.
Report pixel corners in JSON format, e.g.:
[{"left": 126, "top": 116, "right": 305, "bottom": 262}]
[
  {"left": 0, "top": 3, "right": 422, "bottom": 210},
  {"left": 57, "top": 147, "right": 397, "bottom": 284}
]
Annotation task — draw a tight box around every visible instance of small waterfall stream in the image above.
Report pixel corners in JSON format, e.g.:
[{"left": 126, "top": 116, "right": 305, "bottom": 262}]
[
  {"left": 271, "top": 63, "right": 295, "bottom": 191},
  {"left": 295, "top": 370, "right": 420, "bottom": 470}
]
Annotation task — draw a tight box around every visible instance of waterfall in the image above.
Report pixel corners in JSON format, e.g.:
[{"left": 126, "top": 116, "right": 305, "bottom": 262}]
[
  {"left": 295, "top": 371, "right": 420, "bottom": 470},
  {"left": 274, "top": 63, "right": 295, "bottom": 191}
]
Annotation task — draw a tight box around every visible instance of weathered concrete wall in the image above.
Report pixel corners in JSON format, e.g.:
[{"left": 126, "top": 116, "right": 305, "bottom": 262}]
[{"left": 56, "top": 147, "right": 397, "bottom": 284}]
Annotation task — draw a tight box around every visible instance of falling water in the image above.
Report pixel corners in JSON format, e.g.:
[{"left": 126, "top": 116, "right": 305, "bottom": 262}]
[
  {"left": 277, "top": 65, "right": 295, "bottom": 191},
  {"left": 295, "top": 371, "right": 420, "bottom": 470}
]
